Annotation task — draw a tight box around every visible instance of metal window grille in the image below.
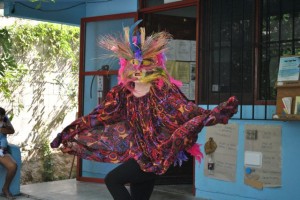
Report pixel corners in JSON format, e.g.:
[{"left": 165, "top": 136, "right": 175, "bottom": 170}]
[{"left": 199, "top": 0, "right": 300, "bottom": 120}]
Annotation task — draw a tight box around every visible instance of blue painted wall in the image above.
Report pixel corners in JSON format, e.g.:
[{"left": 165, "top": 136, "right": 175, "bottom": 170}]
[
  {"left": 85, "top": 0, "right": 137, "bottom": 17},
  {"left": 195, "top": 117, "right": 300, "bottom": 200}
]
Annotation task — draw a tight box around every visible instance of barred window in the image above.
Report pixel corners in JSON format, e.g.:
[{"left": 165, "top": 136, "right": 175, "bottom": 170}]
[
  {"left": 200, "top": 0, "right": 300, "bottom": 120},
  {"left": 259, "top": 0, "right": 300, "bottom": 100}
]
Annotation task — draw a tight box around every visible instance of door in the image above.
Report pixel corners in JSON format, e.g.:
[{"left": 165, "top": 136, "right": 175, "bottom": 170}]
[{"left": 77, "top": 13, "right": 138, "bottom": 183}]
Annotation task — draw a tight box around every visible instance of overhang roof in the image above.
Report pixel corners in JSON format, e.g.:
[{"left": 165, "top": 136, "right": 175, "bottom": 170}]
[{"left": 1, "top": 0, "right": 136, "bottom": 26}]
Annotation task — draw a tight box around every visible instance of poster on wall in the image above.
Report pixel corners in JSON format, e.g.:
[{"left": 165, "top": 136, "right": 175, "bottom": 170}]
[
  {"left": 204, "top": 124, "right": 239, "bottom": 182},
  {"left": 244, "top": 125, "right": 282, "bottom": 189},
  {"left": 277, "top": 56, "right": 300, "bottom": 82},
  {"left": 165, "top": 40, "right": 196, "bottom": 100},
  {"left": 166, "top": 60, "right": 195, "bottom": 100}
]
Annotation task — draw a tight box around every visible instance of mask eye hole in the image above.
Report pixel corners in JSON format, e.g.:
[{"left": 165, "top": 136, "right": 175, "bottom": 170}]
[
  {"left": 141, "top": 59, "right": 153, "bottom": 66},
  {"left": 130, "top": 59, "right": 139, "bottom": 65}
]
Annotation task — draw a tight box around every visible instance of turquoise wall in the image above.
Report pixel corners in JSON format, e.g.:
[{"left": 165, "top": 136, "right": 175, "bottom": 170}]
[
  {"left": 195, "top": 117, "right": 300, "bottom": 200},
  {"left": 85, "top": 0, "right": 137, "bottom": 17}
]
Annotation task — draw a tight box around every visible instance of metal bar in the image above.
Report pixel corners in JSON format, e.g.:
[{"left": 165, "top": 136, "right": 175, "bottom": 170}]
[
  {"left": 241, "top": 0, "right": 245, "bottom": 119},
  {"left": 229, "top": 0, "right": 233, "bottom": 97},
  {"left": 217, "top": 0, "right": 222, "bottom": 104}
]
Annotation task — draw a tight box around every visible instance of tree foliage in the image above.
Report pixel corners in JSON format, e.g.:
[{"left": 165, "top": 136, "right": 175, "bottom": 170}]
[
  {"left": 0, "top": 28, "right": 26, "bottom": 105},
  {"left": 0, "top": 21, "right": 79, "bottom": 115},
  {"left": 0, "top": 20, "right": 79, "bottom": 158}
]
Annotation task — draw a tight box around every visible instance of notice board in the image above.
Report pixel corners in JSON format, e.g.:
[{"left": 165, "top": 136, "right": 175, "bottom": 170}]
[{"left": 244, "top": 124, "right": 282, "bottom": 189}]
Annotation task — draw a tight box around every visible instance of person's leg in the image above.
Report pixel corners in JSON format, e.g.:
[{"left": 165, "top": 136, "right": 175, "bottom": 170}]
[
  {"left": 130, "top": 177, "right": 156, "bottom": 200},
  {"left": 0, "top": 154, "right": 17, "bottom": 199},
  {"left": 105, "top": 161, "right": 132, "bottom": 200},
  {"left": 105, "top": 159, "right": 157, "bottom": 200}
]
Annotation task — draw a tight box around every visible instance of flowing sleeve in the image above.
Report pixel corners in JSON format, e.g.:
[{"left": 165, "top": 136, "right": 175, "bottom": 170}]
[
  {"left": 51, "top": 85, "right": 127, "bottom": 147},
  {"left": 162, "top": 96, "right": 238, "bottom": 172}
]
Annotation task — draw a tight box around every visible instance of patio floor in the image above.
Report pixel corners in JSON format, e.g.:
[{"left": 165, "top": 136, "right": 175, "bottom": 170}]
[{"left": 2, "top": 179, "right": 206, "bottom": 200}]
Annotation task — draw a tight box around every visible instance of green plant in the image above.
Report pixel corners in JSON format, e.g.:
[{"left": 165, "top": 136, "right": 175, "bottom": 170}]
[
  {"left": 40, "top": 138, "right": 54, "bottom": 182},
  {"left": 0, "top": 28, "right": 27, "bottom": 103},
  {"left": 0, "top": 21, "right": 79, "bottom": 116},
  {"left": 0, "top": 29, "right": 17, "bottom": 76}
]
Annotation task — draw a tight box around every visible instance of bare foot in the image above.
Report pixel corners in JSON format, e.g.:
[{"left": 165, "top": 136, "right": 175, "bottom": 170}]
[{"left": 2, "top": 189, "right": 15, "bottom": 199}]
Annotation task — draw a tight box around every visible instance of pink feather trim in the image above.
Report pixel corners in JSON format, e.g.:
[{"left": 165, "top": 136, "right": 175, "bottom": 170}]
[
  {"left": 118, "top": 58, "right": 127, "bottom": 84},
  {"left": 170, "top": 77, "right": 182, "bottom": 87},
  {"left": 156, "top": 53, "right": 166, "bottom": 69},
  {"left": 157, "top": 79, "right": 164, "bottom": 89},
  {"left": 186, "top": 143, "right": 203, "bottom": 164}
]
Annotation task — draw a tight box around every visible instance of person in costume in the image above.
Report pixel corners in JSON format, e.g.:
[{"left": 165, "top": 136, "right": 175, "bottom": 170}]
[{"left": 50, "top": 20, "right": 238, "bottom": 200}]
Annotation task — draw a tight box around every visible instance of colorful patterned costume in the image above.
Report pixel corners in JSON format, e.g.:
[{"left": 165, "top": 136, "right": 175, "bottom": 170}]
[
  {"left": 50, "top": 21, "right": 238, "bottom": 175},
  {"left": 51, "top": 82, "right": 238, "bottom": 174}
]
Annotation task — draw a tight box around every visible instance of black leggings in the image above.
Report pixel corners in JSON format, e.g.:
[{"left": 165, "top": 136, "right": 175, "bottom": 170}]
[{"left": 105, "top": 159, "right": 157, "bottom": 200}]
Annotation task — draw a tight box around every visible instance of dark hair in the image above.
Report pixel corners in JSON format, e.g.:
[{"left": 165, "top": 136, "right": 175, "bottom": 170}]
[{"left": 0, "top": 107, "right": 6, "bottom": 116}]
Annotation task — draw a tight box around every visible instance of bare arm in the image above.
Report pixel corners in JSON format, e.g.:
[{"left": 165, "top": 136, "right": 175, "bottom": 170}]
[{"left": 0, "top": 126, "right": 15, "bottom": 134}]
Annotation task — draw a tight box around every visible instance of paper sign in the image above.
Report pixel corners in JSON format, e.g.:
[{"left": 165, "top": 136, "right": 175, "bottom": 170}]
[
  {"left": 277, "top": 56, "right": 300, "bottom": 82},
  {"left": 244, "top": 151, "right": 262, "bottom": 167}
]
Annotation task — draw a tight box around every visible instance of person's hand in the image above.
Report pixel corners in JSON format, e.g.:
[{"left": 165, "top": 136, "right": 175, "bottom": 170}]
[{"left": 203, "top": 96, "right": 239, "bottom": 126}]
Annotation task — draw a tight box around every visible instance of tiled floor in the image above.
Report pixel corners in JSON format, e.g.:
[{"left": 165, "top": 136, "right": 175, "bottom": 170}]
[{"left": 1, "top": 179, "right": 205, "bottom": 200}]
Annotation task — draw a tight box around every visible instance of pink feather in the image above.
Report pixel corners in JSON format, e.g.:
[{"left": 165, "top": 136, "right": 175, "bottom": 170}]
[
  {"left": 157, "top": 78, "right": 164, "bottom": 89},
  {"left": 187, "top": 143, "right": 203, "bottom": 164},
  {"left": 156, "top": 53, "right": 166, "bottom": 69},
  {"left": 170, "top": 77, "right": 182, "bottom": 88},
  {"left": 118, "top": 58, "right": 127, "bottom": 84}
]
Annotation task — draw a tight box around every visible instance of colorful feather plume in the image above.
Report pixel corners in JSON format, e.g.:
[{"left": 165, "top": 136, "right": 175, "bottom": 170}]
[{"left": 98, "top": 20, "right": 180, "bottom": 88}]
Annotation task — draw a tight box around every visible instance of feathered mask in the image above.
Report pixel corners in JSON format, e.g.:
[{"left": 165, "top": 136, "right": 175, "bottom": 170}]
[{"left": 99, "top": 20, "right": 181, "bottom": 88}]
